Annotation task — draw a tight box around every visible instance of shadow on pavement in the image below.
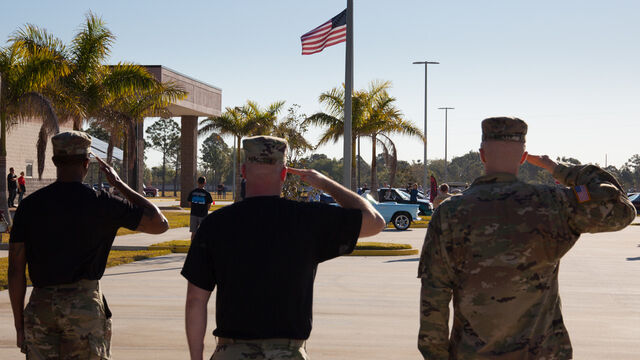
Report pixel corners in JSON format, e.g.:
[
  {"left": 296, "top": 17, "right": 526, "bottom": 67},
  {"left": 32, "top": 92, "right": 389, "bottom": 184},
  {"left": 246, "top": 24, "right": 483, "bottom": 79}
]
[
  {"left": 103, "top": 267, "right": 183, "bottom": 277},
  {"left": 625, "top": 257, "right": 640, "bottom": 261},
  {"left": 385, "top": 257, "right": 419, "bottom": 263}
]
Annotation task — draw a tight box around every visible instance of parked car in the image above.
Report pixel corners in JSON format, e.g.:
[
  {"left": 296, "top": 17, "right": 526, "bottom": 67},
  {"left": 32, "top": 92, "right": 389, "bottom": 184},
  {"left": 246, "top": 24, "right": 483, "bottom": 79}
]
[
  {"left": 143, "top": 185, "right": 159, "bottom": 197},
  {"left": 92, "top": 182, "right": 111, "bottom": 192},
  {"left": 319, "top": 192, "right": 336, "bottom": 204},
  {"left": 629, "top": 193, "right": 640, "bottom": 212},
  {"left": 362, "top": 193, "right": 420, "bottom": 230},
  {"left": 378, "top": 188, "right": 433, "bottom": 216}
]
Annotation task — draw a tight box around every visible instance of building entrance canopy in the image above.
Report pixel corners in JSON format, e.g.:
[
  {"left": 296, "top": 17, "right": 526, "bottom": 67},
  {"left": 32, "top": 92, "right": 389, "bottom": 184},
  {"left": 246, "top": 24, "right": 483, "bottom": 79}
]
[{"left": 133, "top": 66, "right": 222, "bottom": 206}]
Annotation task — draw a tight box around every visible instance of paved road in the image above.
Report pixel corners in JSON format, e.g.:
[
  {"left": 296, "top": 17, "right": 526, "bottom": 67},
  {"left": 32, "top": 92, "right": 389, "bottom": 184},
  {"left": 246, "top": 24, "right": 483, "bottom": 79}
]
[{"left": 1, "top": 225, "right": 639, "bottom": 359}]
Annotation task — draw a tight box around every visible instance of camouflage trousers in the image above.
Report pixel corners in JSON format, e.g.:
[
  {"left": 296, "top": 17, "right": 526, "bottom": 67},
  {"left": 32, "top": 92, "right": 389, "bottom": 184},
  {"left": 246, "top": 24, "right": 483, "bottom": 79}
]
[
  {"left": 22, "top": 279, "right": 112, "bottom": 359},
  {"left": 211, "top": 338, "right": 309, "bottom": 360}
]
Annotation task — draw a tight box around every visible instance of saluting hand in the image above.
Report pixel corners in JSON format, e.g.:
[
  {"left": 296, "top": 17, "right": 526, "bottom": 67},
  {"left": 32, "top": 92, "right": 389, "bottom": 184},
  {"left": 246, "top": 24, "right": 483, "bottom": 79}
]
[
  {"left": 93, "top": 154, "right": 123, "bottom": 187},
  {"left": 526, "top": 154, "right": 557, "bottom": 173},
  {"left": 286, "top": 167, "right": 329, "bottom": 190}
]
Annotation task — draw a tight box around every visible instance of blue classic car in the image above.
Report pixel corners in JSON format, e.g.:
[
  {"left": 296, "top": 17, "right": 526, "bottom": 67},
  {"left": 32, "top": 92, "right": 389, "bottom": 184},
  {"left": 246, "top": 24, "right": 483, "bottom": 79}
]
[
  {"left": 362, "top": 193, "right": 420, "bottom": 230},
  {"left": 378, "top": 188, "right": 434, "bottom": 216}
]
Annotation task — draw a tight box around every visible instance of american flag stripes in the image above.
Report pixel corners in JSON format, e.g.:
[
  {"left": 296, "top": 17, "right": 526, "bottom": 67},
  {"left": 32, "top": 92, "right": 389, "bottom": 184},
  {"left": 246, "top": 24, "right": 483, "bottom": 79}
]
[
  {"left": 300, "top": 9, "right": 347, "bottom": 55},
  {"left": 573, "top": 185, "right": 591, "bottom": 203}
]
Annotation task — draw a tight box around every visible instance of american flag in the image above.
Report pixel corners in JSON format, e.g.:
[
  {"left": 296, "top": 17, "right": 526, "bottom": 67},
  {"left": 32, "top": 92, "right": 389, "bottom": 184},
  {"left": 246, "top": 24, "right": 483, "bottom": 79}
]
[
  {"left": 301, "top": 9, "right": 347, "bottom": 55},
  {"left": 573, "top": 185, "right": 591, "bottom": 203}
]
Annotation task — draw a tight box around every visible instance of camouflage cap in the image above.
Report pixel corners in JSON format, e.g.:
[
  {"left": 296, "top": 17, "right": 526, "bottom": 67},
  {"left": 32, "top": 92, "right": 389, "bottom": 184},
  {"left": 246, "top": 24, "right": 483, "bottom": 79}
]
[
  {"left": 51, "top": 131, "right": 92, "bottom": 157},
  {"left": 481, "top": 117, "right": 528, "bottom": 143},
  {"left": 243, "top": 135, "right": 288, "bottom": 165}
]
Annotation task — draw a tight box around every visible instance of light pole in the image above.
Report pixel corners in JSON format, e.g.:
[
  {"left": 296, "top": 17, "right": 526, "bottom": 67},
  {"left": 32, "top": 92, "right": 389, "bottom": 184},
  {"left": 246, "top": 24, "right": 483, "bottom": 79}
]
[
  {"left": 412, "top": 61, "right": 439, "bottom": 190},
  {"left": 438, "top": 107, "right": 454, "bottom": 182}
]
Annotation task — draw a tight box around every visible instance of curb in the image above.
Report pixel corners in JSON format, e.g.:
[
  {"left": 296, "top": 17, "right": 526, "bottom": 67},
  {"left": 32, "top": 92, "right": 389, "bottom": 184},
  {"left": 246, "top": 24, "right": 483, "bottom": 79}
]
[
  {"left": 149, "top": 245, "right": 189, "bottom": 253},
  {"left": 144, "top": 245, "right": 419, "bottom": 257},
  {"left": 347, "top": 248, "right": 419, "bottom": 256}
]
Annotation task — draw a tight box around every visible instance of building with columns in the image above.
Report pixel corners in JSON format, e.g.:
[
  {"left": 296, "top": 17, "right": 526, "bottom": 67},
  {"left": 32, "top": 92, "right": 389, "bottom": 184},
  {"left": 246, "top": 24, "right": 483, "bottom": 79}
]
[{"left": 5, "top": 66, "right": 221, "bottom": 206}]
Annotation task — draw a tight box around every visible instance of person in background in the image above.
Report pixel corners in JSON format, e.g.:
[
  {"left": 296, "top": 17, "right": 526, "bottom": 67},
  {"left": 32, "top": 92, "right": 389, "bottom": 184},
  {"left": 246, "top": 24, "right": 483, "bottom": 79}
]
[
  {"left": 187, "top": 176, "right": 213, "bottom": 241},
  {"left": 17, "top": 171, "right": 26, "bottom": 205},
  {"left": 410, "top": 183, "right": 419, "bottom": 203},
  {"left": 432, "top": 183, "right": 451, "bottom": 208},
  {"left": 7, "top": 167, "right": 17, "bottom": 208}
]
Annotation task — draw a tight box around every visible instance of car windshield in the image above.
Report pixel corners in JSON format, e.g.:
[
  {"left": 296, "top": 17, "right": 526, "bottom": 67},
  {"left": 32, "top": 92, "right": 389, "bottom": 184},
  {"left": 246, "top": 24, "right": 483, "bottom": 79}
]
[
  {"left": 629, "top": 193, "right": 640, "bottom": 201},
  {"left": 396, "top": 190, "right": 411, "bottom": 200},
  {"left": 364, "top": 193, "right": 379, "bottom": 204}
]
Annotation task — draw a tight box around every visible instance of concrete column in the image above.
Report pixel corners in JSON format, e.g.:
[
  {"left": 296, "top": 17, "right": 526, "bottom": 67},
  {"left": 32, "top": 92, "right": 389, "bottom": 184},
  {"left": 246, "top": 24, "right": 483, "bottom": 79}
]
[
  {"left": 180, "top": 115, "right": 198, "bottom": 207},
  {"left": 135, "top": 120, "right": 145, "bottom": 193}
]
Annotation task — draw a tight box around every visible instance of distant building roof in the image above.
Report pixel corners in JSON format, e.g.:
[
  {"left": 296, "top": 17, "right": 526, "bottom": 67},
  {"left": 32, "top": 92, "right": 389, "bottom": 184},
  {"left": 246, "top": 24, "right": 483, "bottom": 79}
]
[{"left": 89, "top": 135, "right": 123, "bottom": 161}]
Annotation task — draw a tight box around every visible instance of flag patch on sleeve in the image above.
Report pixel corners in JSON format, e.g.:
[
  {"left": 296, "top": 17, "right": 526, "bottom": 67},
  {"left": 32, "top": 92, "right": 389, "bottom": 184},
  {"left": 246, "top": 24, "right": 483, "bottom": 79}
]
[{"left": 573, "top": 185, "right": 591, "bottom": 203}]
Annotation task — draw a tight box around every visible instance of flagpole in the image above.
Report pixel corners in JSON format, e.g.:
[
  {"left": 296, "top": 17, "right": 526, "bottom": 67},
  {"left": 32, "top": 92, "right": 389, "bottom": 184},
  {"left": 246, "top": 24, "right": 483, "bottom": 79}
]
[{"left": 343, "top": 0, "right": 353, "bottom": 190}]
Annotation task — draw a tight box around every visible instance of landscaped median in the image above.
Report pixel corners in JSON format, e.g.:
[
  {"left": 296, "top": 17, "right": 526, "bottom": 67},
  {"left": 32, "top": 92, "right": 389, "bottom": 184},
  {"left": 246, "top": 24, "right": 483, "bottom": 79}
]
[
  {"left": 116, "top": 205, "right": 227, "bottom": 236},
  {"left": 0, "top": 250, "right": 171, "bottom": 291},
  {"left": 149, "top": 240, "right": 419, "bottom": 256}
]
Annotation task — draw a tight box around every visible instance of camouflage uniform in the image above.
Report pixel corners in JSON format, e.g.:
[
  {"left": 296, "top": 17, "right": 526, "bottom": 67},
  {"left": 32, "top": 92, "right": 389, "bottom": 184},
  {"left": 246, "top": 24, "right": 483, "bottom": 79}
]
[
  {"left": 243, "top": 135, "right": 289, "bottom": 165},
  {"left": 23, "top": 280, "right": 112, "bottom": 359},
  {"left": 212, "top": 338, "right": 307, "bottom": 360},
  {"left": 418, "top": 117, "right": 636, "bottom": 359}
]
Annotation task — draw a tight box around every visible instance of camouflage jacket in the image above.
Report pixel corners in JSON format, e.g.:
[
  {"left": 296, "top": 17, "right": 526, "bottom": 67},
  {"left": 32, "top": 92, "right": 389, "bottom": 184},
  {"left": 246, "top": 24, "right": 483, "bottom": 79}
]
[{"left": 418, "top": 164, "right": 636, "bottom": 360}]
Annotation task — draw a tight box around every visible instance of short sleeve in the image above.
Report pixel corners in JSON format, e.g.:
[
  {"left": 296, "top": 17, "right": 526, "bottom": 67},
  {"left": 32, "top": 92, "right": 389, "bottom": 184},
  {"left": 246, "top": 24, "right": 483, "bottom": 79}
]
[
  {"left": 309, "top": 204, "right": 362, "bottom": 263},
  {"left": 9, "top": 204, "right": 27, "bottom": 243},
  {"left": 206, "top": 191, "right": 213, "bottom": 204},
  {"left": 98, "top": 192, "right": 144, "bottom": 231},
  {"left": 181, "top": 220, "right": 216, "bottom": 291}
]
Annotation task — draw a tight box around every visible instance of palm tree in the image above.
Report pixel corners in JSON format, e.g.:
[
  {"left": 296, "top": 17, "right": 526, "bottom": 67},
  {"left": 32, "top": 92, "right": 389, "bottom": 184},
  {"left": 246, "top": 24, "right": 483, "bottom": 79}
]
[
  {"left": 199, "top": 100, "right": 285, "bottom": 201},
  {"left": 365, "top": 86, "right": 424, "bottom": 196},
  {"left": 305, "top": 86, "right": 369, "bottom": 190},
  {"left": 50, "top": 12, "right": 158, "bottom": 131},
  {"left": 0, "top": 27, "right": 68, "bottom": 225},
  {"left": 98, "top": 81, "right": 187, "bottom": 189},
  {"left": 307, "top": 81, "right": 400, "bottom": 190},
  {"left": 11, "top": 14, "right": 158, "bottom": 173}
]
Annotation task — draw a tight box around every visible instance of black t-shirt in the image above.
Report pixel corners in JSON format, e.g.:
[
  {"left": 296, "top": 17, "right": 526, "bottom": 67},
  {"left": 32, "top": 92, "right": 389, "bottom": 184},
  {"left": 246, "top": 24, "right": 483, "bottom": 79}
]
[
  {"left": 10, "top": 182, "right": 143, "bottom": 288},
  {"left": 181, "top": 196, "right": 362, "bottom": 340},
  {"left": 187, "top": 188, "right": 213, "bottom": 217},
  {"left": 7, "top": 173, "right": 17, "bottom": 190}
]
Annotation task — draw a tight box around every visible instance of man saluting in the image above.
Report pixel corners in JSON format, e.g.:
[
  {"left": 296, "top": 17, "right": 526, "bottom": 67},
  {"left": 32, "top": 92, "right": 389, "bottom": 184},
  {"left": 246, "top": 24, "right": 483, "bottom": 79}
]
[
  {"left": 182, "top": 135, "right": 385, "bottom": 360},
  {"left": 9, "top": 131, "right": 169, "bottom": 358},
  {"left": 418, "top": 117, "right": 636, "bottom": 359}
]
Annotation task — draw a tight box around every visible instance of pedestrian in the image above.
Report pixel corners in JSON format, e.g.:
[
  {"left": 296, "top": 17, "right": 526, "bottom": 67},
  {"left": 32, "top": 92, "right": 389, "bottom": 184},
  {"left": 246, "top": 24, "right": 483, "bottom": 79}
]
[
  {"left": 432, "top": 183, "right": 451, "bottom": 208},
  {"left": 8, "top": 131, "right": 169, "bottom": 359},
  {"left": 17, "top": 171, "right": 26, "bottom": 205},
  {"left": 7, "top": 167, "right": 17, "bottom": 207},
  {"left": 410, "top": 183, "right": 419, "bottom": 203},
  {"left": 417, "top": 117, "right": 636, "bottom": 359},
  {"left": 187, "top": 176, "right": 213, "bottom": 241},
  {"left": 182, "top": 135, "right": 385, "bottom": 360}
]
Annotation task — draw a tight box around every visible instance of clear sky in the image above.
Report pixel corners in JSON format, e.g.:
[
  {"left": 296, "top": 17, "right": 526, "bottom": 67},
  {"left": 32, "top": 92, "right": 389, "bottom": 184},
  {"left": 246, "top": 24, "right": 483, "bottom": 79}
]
[{"left": 2, "top": 0, "right": 639, "bottom": 169}]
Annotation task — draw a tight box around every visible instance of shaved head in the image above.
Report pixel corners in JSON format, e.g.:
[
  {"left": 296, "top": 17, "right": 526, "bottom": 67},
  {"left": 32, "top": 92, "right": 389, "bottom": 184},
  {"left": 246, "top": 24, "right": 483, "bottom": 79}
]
[{"left": 480, "top": 141, "right": 527, "bottom": 175}]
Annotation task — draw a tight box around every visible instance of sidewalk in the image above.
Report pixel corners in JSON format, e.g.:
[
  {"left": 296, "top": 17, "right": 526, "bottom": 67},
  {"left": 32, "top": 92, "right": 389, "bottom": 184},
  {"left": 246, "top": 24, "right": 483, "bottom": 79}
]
[{"left": 1, "top": 225, "right": 639, "bottom": 359}]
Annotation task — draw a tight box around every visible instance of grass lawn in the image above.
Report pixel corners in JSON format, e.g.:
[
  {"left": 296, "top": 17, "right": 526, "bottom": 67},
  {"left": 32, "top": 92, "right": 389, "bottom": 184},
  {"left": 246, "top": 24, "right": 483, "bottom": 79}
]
[
  {"left": 116, "top": 205, "right": 227, "bottom": 236},
  {"left": 0, "top": 249, "right": 171, "bottom": 291}
]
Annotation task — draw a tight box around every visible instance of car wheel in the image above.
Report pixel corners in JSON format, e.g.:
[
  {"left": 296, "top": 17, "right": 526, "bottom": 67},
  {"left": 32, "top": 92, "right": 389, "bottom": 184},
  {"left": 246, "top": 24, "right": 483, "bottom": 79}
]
[{"left": 392, "top": 212, "right": 411, "bottom": 230}]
